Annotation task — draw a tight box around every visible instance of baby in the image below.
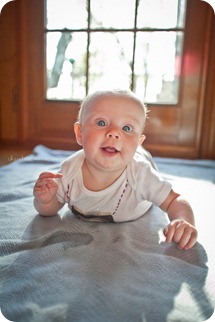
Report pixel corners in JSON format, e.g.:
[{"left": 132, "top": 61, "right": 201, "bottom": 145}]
[{"left": 33, "top": 89, "right": 198, "bottom": 250}]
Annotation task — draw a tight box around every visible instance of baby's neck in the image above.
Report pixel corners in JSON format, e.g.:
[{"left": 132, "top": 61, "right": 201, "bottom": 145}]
[{"left": 81, "top": 160, "right": 126, "bottom": 192}]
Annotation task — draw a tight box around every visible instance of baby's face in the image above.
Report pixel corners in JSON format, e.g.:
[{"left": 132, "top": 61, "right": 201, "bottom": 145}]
[{"left": 75, "top": 95, "right": 146, "bottom": 174}]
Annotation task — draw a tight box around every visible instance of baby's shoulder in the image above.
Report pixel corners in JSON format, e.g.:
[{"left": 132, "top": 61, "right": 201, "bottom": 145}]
[
  {"left": 134, "top": 146, "right": 157, "bottom": 170},
  {"left": 61, "top": 149, "right": 85, "bottom": 175},
  {"left": 129, "top": 155, "right": 151, "bottom": 176},
  {"left": 127, "top": 149, "right": 158, "bottom": 189}
]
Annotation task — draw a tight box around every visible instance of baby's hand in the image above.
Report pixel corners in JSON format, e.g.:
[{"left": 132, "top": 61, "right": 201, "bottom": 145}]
[
  {"left": 33, "top": 172, "right": 62, "bottom": 204},
  {"left": 163, "top": 219, "right": 198, "bottom": 250}
]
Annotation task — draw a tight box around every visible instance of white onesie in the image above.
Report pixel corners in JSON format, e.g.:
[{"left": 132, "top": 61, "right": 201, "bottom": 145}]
[{"left": 56, "top": 149, "right": 172, "bottom": 222}]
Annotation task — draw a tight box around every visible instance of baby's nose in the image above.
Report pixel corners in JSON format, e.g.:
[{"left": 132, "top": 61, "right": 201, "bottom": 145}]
[{"left": 106, "top": 128, "right": 120, "bottom": 139}]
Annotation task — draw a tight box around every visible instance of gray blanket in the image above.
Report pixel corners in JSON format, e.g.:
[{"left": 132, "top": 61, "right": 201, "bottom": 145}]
[{"left": 0, "top": 145, "right": 215, "bottom": 322}]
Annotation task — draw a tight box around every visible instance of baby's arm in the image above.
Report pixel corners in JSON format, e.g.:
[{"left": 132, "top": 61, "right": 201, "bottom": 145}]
[
  {"left": 33, "top": 172, "right": 64, "bottom": 216},
  {"left": 160, "top": 190, "right": 198, "bottom": 250}
]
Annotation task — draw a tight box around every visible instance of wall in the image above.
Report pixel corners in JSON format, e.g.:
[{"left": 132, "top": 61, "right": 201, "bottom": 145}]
[{"left": 0, "top": 0, "right": 215, "bottom": 159}]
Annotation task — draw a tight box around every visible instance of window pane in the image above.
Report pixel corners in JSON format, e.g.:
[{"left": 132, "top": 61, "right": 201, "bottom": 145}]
[
  {"left": 134, "top": 31, "right": 183, "bottom": 104},
  {"left": 90, "top": 0, "right": 135, "bottom": 28},
  {"left": 45, "top": 0, "right": 186, "bottom": 103},
  {"left": 46, "top": 32, "right": 87, "bottom": 100},
  {"left": 137, "top": 0, "right": 186, "bottom": 29},
  {"left": 88, "top": 32, "right": 133, "bottom": 93},
  {"left": 46, "top": 0, "right": 88, "bottom": 29}
]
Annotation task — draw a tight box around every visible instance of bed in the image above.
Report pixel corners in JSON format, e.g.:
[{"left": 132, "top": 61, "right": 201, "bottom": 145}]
[{"left": 0, "top": 145, "right": 215, "bottom": 322}]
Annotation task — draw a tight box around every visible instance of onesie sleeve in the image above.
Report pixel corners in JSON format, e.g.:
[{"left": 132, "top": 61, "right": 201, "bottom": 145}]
[
  {"left": 55, "top": 149, "right": 85, "bottom": 204},
  {"left": 54, "top": 161, "right": 70, "bottom": 204},
  {"left": 128, "top": 159, "right": 172, "bottom": 207},
  {"left": 55, "top": 174, "right": 66, "bottom": 204}
]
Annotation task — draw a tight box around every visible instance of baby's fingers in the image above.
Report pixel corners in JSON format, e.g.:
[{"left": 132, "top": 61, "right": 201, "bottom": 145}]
[
  {"left": 33, "top": 177, "right": 59, "bottom": 198},
  {"left": 34, "top": 172, "right": 62, "bottom": 192},
  {"left": 175, "top": 223, "right": 198, "bottom": 249},
  {"left": 182, "top": 231, "right": 198, "bottom": 250},
  {"left": 164, "top": 220, "right": 198, "bottom": 250},
  {"left": 177, "top": 229, "right": 193, "bottom": 249},
  {"left": 38, "top": 172, "right": 62, "bottom": 180},
  {"left": 163, "top": 222, "right": 177, "bottom": 244},
  {"left": 35, "top": 178, "right": 56, "bottom": 190},
  {"left": 164, "top": 220, "right": 187, "bottom": 244}
]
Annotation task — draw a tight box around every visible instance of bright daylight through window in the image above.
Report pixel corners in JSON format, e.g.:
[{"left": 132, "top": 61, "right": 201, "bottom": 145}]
[{"left": 45, "top": 0, "right": 186, "bottom": 104}]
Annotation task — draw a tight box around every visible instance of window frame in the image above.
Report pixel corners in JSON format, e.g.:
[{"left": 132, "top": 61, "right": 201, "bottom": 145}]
[
  {"left": 15, "top": 0, "right": 214, "bottom": 158},
  {"left": 45, "top": 0, "right": 186, "bottom": 104}
]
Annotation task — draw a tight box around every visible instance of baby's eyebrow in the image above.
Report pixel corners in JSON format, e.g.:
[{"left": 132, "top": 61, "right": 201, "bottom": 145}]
[
  {"left": 89, "top": 111, "right": 104, "bottom": 118},
  {"left": 127, "top": 114, "right": 144, "bottom": 125},
  {"left": 128, "top": 115, "right": 140, "bottom": 122},
  {"left": 88, "top": 110, "right": 144, "bottom": 126}
]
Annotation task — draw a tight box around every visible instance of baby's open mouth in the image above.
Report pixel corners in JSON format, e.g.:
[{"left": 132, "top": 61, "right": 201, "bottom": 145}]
[{"left": 102, "top": 147, "right": 119, "bottom": 153}]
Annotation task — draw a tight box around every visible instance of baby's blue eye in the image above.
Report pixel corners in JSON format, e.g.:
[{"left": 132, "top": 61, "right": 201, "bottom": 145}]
[
  {"left": 97, "top": 120, "right": 106, "bottom": 127},
  {"left": 122, "top": 125, "right": 133, "bottom": 132}
]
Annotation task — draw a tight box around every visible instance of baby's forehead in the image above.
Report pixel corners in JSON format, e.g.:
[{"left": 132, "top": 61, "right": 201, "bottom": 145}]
[
  {"left": 79, "top": 92, "right": 147, "bottom": 124},
  {"left": 87, "top": 95, "right": 143, "bottom": 111}
]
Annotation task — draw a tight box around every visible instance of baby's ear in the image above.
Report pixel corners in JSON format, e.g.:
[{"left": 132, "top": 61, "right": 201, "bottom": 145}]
[
  {"left": 139, "top": 134, "right": 146, "bottom": 145},
  {"left": 74, "top": 122, "right": 83, "bottom": 146}
]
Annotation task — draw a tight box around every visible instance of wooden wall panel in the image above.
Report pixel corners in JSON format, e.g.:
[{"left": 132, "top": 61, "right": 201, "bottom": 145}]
[
  {"left": 200, "top": 8, "right": 215, "bottom": 159},
  {"left": 0, "top": 1, "right": 18, "bottom": 141}
]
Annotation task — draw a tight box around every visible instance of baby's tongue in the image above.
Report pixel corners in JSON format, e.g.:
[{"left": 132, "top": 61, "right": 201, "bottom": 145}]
[{"left": 104, "top": 147, "right": 116, "bottom": 153}]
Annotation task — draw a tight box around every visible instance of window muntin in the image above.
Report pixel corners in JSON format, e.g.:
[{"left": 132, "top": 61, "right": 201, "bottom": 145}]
[{"left": 45, "top": 0, "right": 186, "bottom": 104}]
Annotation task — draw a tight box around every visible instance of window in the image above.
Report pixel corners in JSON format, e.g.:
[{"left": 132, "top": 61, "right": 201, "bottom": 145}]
[{"left": 45, "top": 0, "right": 186, "bottom": 104}]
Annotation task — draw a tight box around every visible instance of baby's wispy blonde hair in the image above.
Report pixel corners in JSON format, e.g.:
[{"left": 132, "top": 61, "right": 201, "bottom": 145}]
[{"left": 77, "top": 89, "right": 148, "bottom": 128}]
